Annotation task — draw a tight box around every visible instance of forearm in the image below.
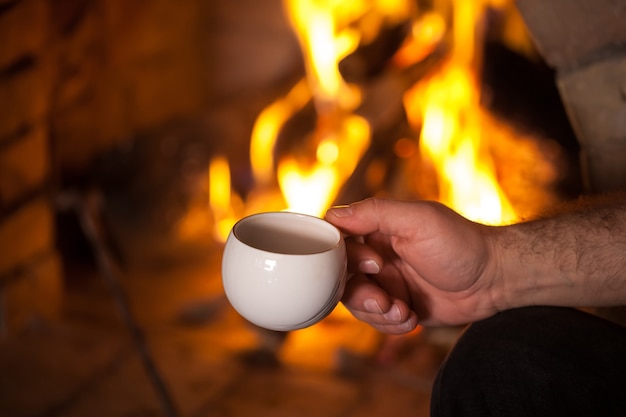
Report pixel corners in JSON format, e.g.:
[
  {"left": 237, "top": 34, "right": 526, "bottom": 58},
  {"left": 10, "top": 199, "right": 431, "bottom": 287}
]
[{"left": 491, "top": 194, "right": 626, "bottom": 311}]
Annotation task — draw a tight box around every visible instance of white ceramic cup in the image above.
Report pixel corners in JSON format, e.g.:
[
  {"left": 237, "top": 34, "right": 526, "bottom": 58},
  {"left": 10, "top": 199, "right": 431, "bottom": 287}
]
[{"left": 222, "top": 211, "right": 347, "bottom": 331}]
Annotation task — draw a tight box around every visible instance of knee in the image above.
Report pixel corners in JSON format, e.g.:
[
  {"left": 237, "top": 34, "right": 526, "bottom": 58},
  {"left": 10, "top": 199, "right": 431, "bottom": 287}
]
[
  {"left": 430, "top": 307, "right": 587, "bottom": 416},
  {"left": 430, "top": 306, "right": 626, "bottom": 417}
]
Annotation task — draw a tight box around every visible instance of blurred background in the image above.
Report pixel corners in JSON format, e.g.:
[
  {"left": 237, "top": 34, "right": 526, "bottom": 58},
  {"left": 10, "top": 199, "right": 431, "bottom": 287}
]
[{"left": 0, "top": 0, "right": 595, "bottom": 415}]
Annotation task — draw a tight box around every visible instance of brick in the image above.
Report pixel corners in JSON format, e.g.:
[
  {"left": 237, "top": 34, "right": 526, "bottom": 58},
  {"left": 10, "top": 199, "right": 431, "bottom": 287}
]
[
  {"left": 52, "top": 3, "right": 102, "bottom": 112},
  {"left": 517, "top": 0, "right": 626, "bottom": 70},
  {"left": 0, "top": 197, "right": 54, "bottom": 276},
  {"left": 0, "top": 251, "right": 62, "bottom": 338},
  {"left": 48, "top": 3, "right": 131, "bottom": 170},
  {"left": 52, "top": 77, "right": 130, "bottom": 171},
  {"left": 0, "top": 126, "right": 49, "bottom": 205},
  {"left": 103, "top": 0, "right": 206, "bottom": 128},
  {"left": 104, "top": 0, "right": 202, "bottom": 63},
  {"left": 122, "top": 57, "right": 205, "bottom": 129},
  {"left": 557, "top": 53, "right": 626, "bottom": 192},
  {"left": 0, "top": 0, "right": 48, "bottom": 70},
  {"left": 0, "top": 62, "right": 51, "bottom": 142},
  {"left": 203, "top": 0, "right": 300, "bottom": 100},
  {"left": 51, "top": 0, "right": 208, "bottom": 169}
]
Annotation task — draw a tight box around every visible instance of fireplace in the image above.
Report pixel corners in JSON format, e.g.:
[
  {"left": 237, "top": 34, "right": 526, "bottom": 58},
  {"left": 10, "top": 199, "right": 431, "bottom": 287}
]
[{"left": 3, "top": 0, "right": 623, "bottom": 415}]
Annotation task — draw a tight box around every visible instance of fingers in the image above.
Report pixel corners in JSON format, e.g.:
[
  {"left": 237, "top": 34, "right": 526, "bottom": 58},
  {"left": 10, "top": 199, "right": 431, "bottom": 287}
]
[
  {"left": 331, "top": 199, "right": 418, "bottom": 333},
  {"left": 344, "top": 236, "right": 383, "bottom": 274},
  {"left": 342, "top": 273, "right": 419, "bottom": 335},
  {"left": 328, "top": 198, "right": 407, "bottom": 275}
]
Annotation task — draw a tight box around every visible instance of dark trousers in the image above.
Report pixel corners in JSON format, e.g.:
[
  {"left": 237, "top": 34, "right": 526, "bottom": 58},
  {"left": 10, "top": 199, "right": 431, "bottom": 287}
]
[{"left": 431, "top": 307, "right": 626, "bottom": 417}]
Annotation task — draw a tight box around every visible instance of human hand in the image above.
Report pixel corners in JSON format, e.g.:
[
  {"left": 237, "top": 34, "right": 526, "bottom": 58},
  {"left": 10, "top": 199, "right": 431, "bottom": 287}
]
[{"left": 325, "top": 198, "right": 501, "bottom": 333}]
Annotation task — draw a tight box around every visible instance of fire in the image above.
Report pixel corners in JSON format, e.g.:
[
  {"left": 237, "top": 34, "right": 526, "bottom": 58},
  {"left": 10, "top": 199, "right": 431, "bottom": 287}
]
[
  {"left": 208, "top": 156, "right": 240, "bottom": 241},
  {"left": 187, "top": 0, "right": 534, "bottom": 370},
  {"left": 283, "top": 0, "right": 411, "bottom": 111},
  {"left": 393, "top": 11, "right": 445, "bottom": 67},
  {"left": 251, "top": 0, "right": 413, "bottom": 217},
  {"left": 190, "top": 0, "right": 526, "bottom": 247},
  {"left": 196, "top": 0, "right": 522, "bottom": 243},
  {"left": 277, "top": 114, "right": 370, "bottom": 216},
  {"left": 274, "top": 0, "right": 381, "bottom": 217},
  {"left": 175, "top": 155, "right": 242, "bottom": 243},
  {"left": 206, "top": 0, "right": 405, "bottom": 241},
  {"left": 403, "top": 0, "right": 516, "bottom": 225},
  {"left": 250, "top": 79, "right": 311, "bottom": 186}
]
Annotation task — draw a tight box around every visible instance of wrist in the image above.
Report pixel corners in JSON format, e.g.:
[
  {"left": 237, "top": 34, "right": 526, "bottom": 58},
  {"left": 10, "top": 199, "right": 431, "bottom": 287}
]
[{"left": 486, "top": 225, "right": 536, "bottom": 312}]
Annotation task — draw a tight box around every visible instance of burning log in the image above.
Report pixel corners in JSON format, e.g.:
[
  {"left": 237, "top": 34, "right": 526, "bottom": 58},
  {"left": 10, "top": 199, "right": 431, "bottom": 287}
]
[{"left": 338, "top": 22, "right": 412, "bottom": 83}]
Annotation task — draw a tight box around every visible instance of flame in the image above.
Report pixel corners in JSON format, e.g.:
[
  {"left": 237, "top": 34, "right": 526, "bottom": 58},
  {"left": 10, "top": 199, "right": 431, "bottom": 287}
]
[
  {"left": 283, "top": 0, "right": 413, "bottom": 107},
  {"left": 282, "top": 0, "right": 361, "bottom": 111},
  {"left": 403, "top": 0, "right": 516, "bottom": 225},
  {"left": 277, "top": 114, "right": 370, "bottom": 216},
  {"left": 194, "top": 0, "right": 534, "bottom": 369},
  {"left": 208, "top": 156, "right": 239, "bottom": 241},
  {"left": 272, "top": 0, "right": 412, "bottom": 217},
  {"left": 202, "top": 0, "right": 525, "bottom": 235},
  {"left": 250, "top": 79, "right": 311, "bottom": 185},
  {"left": 393, "top": 11, "right": 446, "bottom": 67}
]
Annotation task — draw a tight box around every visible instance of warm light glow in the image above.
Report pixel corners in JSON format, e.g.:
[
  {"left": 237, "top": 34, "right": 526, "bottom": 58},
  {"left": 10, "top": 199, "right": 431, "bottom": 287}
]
[
  {"left": 250, "top": 79, "right": 311, "bottom": 185},
  {"left": 333, "top": 114, "right": 371, "bottom": 175},
  {"left": 452, "top": 0, "right": 479, "bottom": 65},
  {"left": 208, "top": 156, "right": 238, "bottom": 241},
  {"left": 317, "top": 139, "right": 339, "bottom": 165},
  {"left": 203, "top": 0, "right": 527, "bottom": 233},
  {"left": 270, "top": 0, "right": 392, "bottom": 217},
  {"left": 403, "top": 0, "right": 517, "bottom": 225},
  {"left": 277, "top": 114, "right": 370, "bottom": 217},
  {"left": 196, "top": 0, "right": 532, "bottom": 369},
  {"left": 373, "top": 0, "right": 413, "bottom": 23},
  {"left": 393, "top": 11, "right": 446, "bottom": 67},
  {"left": 278, "top": 158, "right": 339, "bottom": 216},
  {"left": 209, "top": 156, "right": 230, "bottom": 211},
  {"left": 394, "top": 137, "right": 417, "bottom": 159},
  {"left": 283, "top": 0, "right": 361, "bottom": 110}
]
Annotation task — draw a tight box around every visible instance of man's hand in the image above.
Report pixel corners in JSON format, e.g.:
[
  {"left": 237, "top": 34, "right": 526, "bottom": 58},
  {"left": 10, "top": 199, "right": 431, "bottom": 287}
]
[
  {"left": 326, "top": 195, "right": 626, "bottom": 334},
  {"left": 325, "top": 198, "right": 501, "bottom": 333}
]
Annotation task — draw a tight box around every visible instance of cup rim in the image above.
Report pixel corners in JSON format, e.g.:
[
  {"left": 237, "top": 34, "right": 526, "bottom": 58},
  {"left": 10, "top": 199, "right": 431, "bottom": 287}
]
[{"left": 231, "top": 211, "right": 343, "bottom": 255}]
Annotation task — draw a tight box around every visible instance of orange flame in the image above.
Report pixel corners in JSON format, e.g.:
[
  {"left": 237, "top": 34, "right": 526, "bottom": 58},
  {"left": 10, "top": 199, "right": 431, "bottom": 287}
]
[
  {"left": 208, "top": 156, "right": 240, "bottom": 241},
  {"left": 271, "top": 0, "right": 416, "bottom": 217},
  {"left": 198, "top": 0, "right": 532, "bottom": 369},
  {"left": 201, "top": 0, "right": 526, "bottom": 242},
  {"left": 403, "top": 0, "right": 516, "bottom": 224},
  {"left": 250, "top": 79, "right": 311, "bottom": 186},
  {"left": 277, "top": 114, "right": 370, "bottom": 216},
  {"left": 393, "top": 11, "right": 445, "bottom": 67}
]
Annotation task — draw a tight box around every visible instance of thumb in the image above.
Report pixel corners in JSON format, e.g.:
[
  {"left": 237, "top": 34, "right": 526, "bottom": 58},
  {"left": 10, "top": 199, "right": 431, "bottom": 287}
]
[{"left": 325, "top": 198, "right": 416, "bottom": 238}]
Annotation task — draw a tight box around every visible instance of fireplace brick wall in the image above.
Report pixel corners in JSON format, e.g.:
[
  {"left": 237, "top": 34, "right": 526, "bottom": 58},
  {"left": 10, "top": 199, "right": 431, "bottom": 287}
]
[
  {"left": 0, "top": 0, "right": 209, "bottom": 338},
  {"left": 1, "top": 0, "right": 59, "bottom": 339},
  {"left": 0, "top": 0, "right": 297, "bottom": 338}
]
